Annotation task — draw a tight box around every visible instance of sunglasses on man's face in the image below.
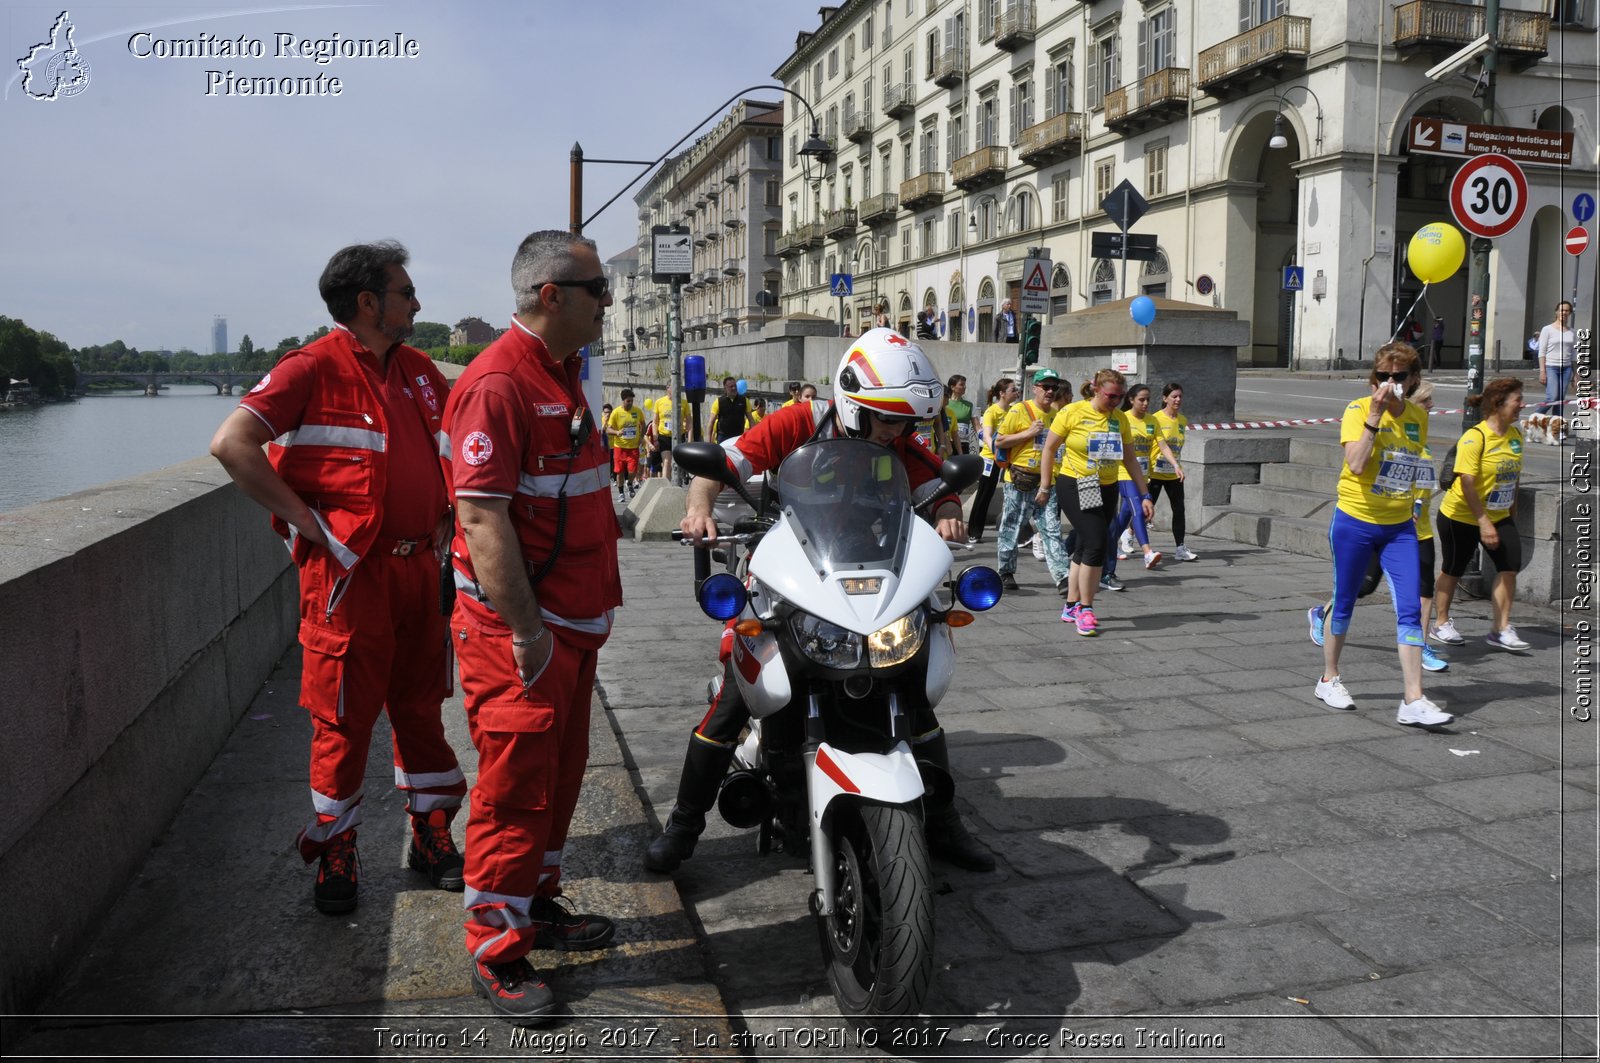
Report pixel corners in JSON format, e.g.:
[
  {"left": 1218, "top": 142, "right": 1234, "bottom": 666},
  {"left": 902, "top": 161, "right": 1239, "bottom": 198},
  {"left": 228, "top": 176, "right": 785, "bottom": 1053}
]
[{"left": 539, "top": 276, "right": 611, "bottom": 298}]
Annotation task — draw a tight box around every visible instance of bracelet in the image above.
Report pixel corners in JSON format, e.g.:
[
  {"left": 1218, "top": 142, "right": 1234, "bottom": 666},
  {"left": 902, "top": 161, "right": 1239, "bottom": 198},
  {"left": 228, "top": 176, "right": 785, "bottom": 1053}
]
[
  {"left": 1141, "top": 494, "right": 1152, "bottom": 501},
  {"left": 1363, "top": 421, "right": 1380, "bottom": 434},
  {"left": 511, "top": 628, "right": 550, "bottom": 648}
]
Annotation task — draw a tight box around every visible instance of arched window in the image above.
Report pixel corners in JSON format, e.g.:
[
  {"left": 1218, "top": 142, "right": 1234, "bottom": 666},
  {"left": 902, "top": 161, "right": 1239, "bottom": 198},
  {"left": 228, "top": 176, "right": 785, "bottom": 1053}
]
[
  {"left": 1140, "top": 250, "right": 1170, "bottom": 298},
  {"left": 948, "top": 282, "right": 965, "bottom": 338},
  {"left": 1091, "top": 259, "right": 1116, "bottom": 305},
  {"left": 975, "top": 196, "right": 999, "bottom": 240},
  {"left": 977, "top": 278, "right": 997, "bottom": 340},
  {"left": 1006, "top": 189, "right": 1035, "bottom": 234},
  {"left": 1050, "top": 265, "right": 1072, "bottom": 318}
]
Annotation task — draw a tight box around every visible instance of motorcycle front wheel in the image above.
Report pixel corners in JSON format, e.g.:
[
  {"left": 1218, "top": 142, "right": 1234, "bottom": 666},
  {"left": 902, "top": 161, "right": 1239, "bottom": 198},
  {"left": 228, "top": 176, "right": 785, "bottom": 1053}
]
[{"left": 816, "top": 802, "right": 935, "bottom": 1020}]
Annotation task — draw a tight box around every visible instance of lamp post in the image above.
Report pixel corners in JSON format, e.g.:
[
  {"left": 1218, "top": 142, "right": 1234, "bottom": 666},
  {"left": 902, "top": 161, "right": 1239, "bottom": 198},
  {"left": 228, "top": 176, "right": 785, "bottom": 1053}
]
[
  {"left": 569, "top": 86, "right": 830, "bottom": 478},
  {"left": 1268, "top": 84, "right": 1325, "bottom": 371}
]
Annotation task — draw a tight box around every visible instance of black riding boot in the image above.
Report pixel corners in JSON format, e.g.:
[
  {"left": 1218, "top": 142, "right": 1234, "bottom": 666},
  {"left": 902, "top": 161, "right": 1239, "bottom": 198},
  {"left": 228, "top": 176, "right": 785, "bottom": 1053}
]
[
  {"left": 916, "top": 732, "right": 996, "bottom": 872},
  {"left": 644, "top": 737, "right": 735, "bottom": 872}
]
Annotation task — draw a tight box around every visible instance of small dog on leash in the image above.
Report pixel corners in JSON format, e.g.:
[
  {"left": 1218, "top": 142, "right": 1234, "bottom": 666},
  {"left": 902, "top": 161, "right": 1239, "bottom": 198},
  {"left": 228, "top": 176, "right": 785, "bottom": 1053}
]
[{"left": 1521, "top": 412, "right": 1566, "bottom": 445}]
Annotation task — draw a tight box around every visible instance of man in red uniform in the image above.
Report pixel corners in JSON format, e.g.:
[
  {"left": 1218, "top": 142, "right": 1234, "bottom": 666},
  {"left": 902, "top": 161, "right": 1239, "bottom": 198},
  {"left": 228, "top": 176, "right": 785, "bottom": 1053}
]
[
  {"left": 648, "top": 328, "right": 995, "bottom": 875},
  {"left": 442, "top": 230, "right": 623, "bottom": 1026},
  {"left": 210, "top": 241, "right": 466, "bottom": 915}
]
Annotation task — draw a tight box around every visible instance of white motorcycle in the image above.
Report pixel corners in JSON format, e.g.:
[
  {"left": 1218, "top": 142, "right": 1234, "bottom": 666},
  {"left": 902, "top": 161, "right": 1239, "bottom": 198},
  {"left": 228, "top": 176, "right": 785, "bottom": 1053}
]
[{"left": 673, "top": 437, "right": 1002, "bottom": 1020}]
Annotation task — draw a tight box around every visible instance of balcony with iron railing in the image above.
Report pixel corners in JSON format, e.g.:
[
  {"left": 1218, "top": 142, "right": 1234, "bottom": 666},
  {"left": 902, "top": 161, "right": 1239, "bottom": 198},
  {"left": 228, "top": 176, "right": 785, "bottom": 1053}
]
[
  {"left": 951, "top": 145, "right": 1008, "bottom": 191},
  {"left": 844, "top": 109, "right": 873, "bottom": 143},
  {"left": 931, "top": 46, "right": 966, "bottom": 88},
  {"left": 720, "top": 305, "right": 739, "bottom": 323},
  {"left": 797, "top": 221, "right": 825, "bottom": 250},
  {"left": 1104, "top": 67, "right": 1190, "bottom": 133},
  {"left": 1393, "top": 1, "right": 1548, "bottom": 64},
  {"left": 858, "top": 192, "right": 899, "bottom": 225},
  {"left": 1016, "top": 111, "right": 1085, "bottom": 166},
  {"left": 1197, "top": 15, "right": 1311, "bottom": 98},
  {"left": 704, "top": 228, "right": 720, "bottom": 245},
  {"left": 724, "top": 215, "right": 740, "bottom": 229},
  {"left": 994, "top": 1, "right": 1036, "bottom": 50},
  {"left": 723, "top": 170, "right": 739, "bottom": 185},
  {"left": 723, "top": 256, "right": 742, "bottom": 275},
  {"left": 823, "top": 207, "right": 858, "bottom": 239},
  {"left": 775, "top": 230, "right": 804, "bottom": 258},
  {"left": 883, "top": 81, "right": 915, "bottom": 118},
  {"left": 899, "top": 171, "right": 947, "bottom": 212}
]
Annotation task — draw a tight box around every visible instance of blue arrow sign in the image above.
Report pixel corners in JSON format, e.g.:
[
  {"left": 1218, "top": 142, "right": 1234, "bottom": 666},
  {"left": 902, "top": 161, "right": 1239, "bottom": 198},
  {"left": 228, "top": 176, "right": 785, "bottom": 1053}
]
[
  {"left": 1282, "top": 266, "right": 1305, "bottom": 292},
  {"left": 830, "top": 273, "right": 853, "bottom": 297},
  {"left": 1575, "top": 193, "right": 1596, "bottom": 224}
]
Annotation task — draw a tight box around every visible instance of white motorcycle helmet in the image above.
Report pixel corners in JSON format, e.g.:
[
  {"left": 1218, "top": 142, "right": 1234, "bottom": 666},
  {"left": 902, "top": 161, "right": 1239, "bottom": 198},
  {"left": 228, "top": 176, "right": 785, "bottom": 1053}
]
[{"left": 832, "top": 327, "right": 943, "bottom": 435}]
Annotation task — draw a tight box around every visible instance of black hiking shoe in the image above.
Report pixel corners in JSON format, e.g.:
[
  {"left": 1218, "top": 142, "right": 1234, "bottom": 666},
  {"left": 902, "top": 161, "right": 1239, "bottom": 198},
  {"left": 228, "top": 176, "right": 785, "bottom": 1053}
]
[
  {"left": 407, "top": 809, "right": 465, "bottom": 891},
  {"left": 313, "top": 830, "right": 360, "bottom": 914},
  {"left": 529, "top": 895, "right": 616, "bottom": 951},
  {"left": 643, "top": 806, "right": 706, "bottom": 873},
  {"left": 471, "top": 957, "right": 556, "bottom": 1025}
]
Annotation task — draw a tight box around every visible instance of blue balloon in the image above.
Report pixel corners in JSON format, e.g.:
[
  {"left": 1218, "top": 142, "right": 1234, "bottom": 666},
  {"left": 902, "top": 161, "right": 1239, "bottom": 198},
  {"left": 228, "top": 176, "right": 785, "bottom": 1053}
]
[
  {"left": 1130, "top": 296, "right": 1157, "bottom": 327},
  {"left": 736, "top": 378, "right": 748, "bottom": 395}
]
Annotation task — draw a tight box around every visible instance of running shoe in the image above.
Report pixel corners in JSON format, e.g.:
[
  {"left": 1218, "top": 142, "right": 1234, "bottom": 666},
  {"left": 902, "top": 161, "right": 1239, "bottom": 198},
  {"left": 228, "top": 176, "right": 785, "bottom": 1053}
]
[
  {"left": 1098, "top": 573, "right": 1125, "bottom": 592},
  {"left": 1060, "top": 602, "right": 1081, "bottom": 624},
  {"left": 1307, "top": 604, "right": 1326, "bottom": 648},
  {"left": 1314, "top": 675, "right": 1355, "bottom": 710},
  {"left": 1118, "top": 529, "right": 1138, "bottom": 558},
  {"left": 1420, "top": 645, "right": 1449, "bottom": 672},
  {"left": 1032, "top": 539, "right": 1046, "bottom": 561},
  {"left": 1143, "top": 550, "right": 1163, "bottom": 570},
  {"left": 1000, "top": 572, "right": 1019, "bottom": 591},
  {"left": 1075, "top": 607, "right": 1099, "bottom": 637},
  {"left": 1397, "top": 696, "right": 1453, "bottom": 728},
  {"left": 1429, "top": 621, "right": 1466, "bottom": 646},
  {"left": 1486, "top": 626, "right": 1531, "bottom": 652},
  {"left": 1174, "top": 545, "right": 1199, "bottom": 562}
]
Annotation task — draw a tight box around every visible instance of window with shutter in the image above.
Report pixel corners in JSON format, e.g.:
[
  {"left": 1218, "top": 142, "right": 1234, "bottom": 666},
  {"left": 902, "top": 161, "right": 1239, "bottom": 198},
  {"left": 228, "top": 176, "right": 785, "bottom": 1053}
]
[
  {"left": 1087, "top": 38, "right": 1101, "bottom": 109},
  {"left": 1044, "top": 64, "right": 1057, "bottom": 120},
  {"left": 1137, "top": 18, "right": 1148, "bottom": 81},
  {"left": 1008, "top": 84, "right": 1018, "bottom": 144}
]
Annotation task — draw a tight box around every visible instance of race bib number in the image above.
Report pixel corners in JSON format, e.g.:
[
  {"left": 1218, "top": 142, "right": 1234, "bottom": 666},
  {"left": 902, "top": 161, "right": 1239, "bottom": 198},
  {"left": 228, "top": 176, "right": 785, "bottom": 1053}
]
[
  {"left": 1153, "top": 441, "right": 1181, "bottom": 475},
  {"left": 621, "top": 424, "right": 638, "bottom": 440},
  {"left": 1486, "top": 478, "right": 1517, "bottom": 510},
  {"left": 1370, "top": 448, "right": 1423, "bottom": 497},
  {"left": 1136, "top": 454, "right": 1149, "bottom": 473},
  {"left": 1413, "top": 461, "right": 1437, "bottom": 493},
  {"left": 958, "top": 423, "right": 972, "bottom": 444},
  {"left": 1087, "top": 431, "right": 1123, "bottom": 466}
]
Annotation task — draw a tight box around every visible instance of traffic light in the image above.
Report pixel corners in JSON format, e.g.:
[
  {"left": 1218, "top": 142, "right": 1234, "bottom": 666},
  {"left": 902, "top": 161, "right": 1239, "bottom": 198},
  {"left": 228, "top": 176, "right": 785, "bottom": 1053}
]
[{"left": 1021, "top": 317, "right": 1042, "bottom": 367}]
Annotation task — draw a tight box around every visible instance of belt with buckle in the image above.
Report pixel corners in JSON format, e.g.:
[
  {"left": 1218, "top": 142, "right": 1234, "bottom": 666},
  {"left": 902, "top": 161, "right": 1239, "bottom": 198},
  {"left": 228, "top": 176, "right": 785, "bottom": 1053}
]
[{"left": 379, "top": 534, "right": 432, "bottom": 557}]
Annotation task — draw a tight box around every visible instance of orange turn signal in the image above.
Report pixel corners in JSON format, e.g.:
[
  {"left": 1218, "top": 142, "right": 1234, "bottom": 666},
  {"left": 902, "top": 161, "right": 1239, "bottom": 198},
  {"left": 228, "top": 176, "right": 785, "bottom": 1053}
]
[
  {"left": 733, "top": 619, "right": 765, "bottom": 637},
  {"left": 945, "top": 611, "right": 975, "bottom": 627}
]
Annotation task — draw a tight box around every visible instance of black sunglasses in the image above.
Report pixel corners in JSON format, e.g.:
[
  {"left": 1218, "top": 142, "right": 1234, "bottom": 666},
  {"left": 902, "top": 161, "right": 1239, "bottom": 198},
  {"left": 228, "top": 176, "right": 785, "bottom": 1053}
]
[
  {"left": 1377, "top": 370, "right": 1411, "bottom": 382},
  {"left": 374, "top": 285, "right": 417, "bottom": 300},
  {"left": 539, "top": 276, "right": 610, "bottom": 298}
]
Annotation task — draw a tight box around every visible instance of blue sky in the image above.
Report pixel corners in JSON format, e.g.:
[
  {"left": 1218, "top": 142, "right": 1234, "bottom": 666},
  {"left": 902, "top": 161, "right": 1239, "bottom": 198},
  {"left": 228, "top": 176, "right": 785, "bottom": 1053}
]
[{"left": 1, "top": 0, "right": 822, "bottom": 351}]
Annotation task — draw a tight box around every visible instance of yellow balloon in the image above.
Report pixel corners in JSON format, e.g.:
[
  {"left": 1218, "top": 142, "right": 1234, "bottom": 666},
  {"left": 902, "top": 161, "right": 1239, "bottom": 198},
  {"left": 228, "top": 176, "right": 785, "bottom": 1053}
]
[{"left": 1407, "top": 223, "right": 1466, "bottom": 284}]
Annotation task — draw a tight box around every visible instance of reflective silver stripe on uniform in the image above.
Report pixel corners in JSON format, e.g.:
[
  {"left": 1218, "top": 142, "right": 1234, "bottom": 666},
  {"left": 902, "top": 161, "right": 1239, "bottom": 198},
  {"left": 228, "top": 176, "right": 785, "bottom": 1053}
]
[
  {"left": 435, "top": 429, "right": 449, "bottom": 457},
  {"left": 453, "top": 570, "right": 611, "bottom": 635},
  {"left": 408, "top": 792, "right": 461, "bottom": 814},
  {"left": 723, "top": 441, "right": 754, "bottom": 480},
  {"left": 395, "top": 766, "right": 466, "bottom": 790},
  {"left": 515, "top": 463, "right": 612, "bottom": 498},
  {"left": 302, "top": 787, "right": 363, "bottom": 842},
  {"left": 464, "top": 887, "right": 535, "bottom": 960},
  {"left": 536, "top": 846, "right": 564, "bottom": 886},
  {"left": 274, "top": 424, "right": 387, "bottom": 452}
]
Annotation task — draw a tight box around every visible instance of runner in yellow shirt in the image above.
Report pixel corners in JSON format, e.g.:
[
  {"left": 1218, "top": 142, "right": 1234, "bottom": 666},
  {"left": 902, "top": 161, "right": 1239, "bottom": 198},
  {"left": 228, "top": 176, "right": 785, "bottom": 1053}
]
[
  {"left": 605, "top": 389, "right": 647, "bottom": 499},
  {"left": 1036, "top": 369, "right": 1153, "bottom": 636},
  {"left": 1147, "top": 382, "right": 1196, "bottom": 561},
  {"left": 1101, "top": 384, "right": 1178, "bottom": 586},
  {"left": 992, "top": 370, "right": 1071, "bottom": 594},
  {"left": 650, "top": 393, "right": 693, "bottom": 481},
  {"left": 968, "top": 377, "right": 1018, "bottom": 545},
  {"left": 1432, "top": 377, "right": 1528, "bottom": 652}
]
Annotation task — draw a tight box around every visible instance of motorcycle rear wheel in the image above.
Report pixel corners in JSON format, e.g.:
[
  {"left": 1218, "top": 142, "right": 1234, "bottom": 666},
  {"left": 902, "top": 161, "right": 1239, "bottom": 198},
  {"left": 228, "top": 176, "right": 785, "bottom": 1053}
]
[{"left": 816, "top": 802, "right": 934, "bottom": 1019}]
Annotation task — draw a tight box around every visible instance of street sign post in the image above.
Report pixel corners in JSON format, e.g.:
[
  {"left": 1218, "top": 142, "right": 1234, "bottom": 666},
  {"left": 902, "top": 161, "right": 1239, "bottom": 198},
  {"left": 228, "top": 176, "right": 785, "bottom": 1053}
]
[
  {"left": 830, "top": 273, "right": 853, "bottom": 337},
  {"left": 1019, "top": 255, "right": 1052, "bottom": 315},
  {"left": 1567, "top": 227, "right": 1590, "bottom": 257},
  {"left": 1100, "top": 180, "right": 1150, "bottom": 298},
  {"left": 1089, "top": 231, "right": 1158, "bottom": 261},
  {"left": 650, "top": 225, "right": 692, "bottom": 284},
  {"left": 1575, "top": 193, "right": 1596, "bottom": 224},
  {"left": 1448, "top": 152, "right": 1528, "bottom": 240},
  {"left": 1282, "top": 266, "right": 1305, "bottom": 292}
]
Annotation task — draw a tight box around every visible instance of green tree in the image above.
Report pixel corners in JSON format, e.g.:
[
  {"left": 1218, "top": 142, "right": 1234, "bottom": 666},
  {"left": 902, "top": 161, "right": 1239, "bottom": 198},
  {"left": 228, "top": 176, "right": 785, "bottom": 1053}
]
[
  {"left": 238, "top": 334, "right": 254, "bottom": 360},
  {"left": 410, "top": 321, "right": 450, "bottom": 351},
  {"left": 0, "top": 316, "right": 43, "bottom": 389}
]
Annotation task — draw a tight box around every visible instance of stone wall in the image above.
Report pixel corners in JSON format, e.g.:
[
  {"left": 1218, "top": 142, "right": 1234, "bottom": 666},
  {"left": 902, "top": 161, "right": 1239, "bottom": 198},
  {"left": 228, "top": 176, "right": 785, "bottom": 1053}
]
[{"left": 0, "top": 458, "right": 297, "bottom": 1017}]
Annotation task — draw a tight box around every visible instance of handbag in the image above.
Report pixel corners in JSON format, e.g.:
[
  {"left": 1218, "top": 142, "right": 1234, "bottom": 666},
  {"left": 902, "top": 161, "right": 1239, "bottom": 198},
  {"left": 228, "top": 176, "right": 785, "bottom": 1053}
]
[
  {"left": 1010, "top": 468, "right": 1041, "bottom": 493},
  {"left": 1076, "top": 474, "right": 1105, "bottom": 509}
]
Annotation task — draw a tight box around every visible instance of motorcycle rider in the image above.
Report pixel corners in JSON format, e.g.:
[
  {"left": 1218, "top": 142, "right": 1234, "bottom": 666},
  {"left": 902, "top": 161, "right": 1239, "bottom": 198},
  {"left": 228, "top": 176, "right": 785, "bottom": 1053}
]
[{"left": 648, "top": 328, "right": 995, "bottom": 873}]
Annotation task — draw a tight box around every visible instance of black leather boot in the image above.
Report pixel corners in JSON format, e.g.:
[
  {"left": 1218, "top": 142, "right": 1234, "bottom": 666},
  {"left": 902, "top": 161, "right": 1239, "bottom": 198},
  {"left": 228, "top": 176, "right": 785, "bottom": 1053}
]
[
  {"left": 644, "top": 737, "right": 735, "bottom": 873},
  {"left": 917, "top": 732, "right": 996, "bottom": 872}
]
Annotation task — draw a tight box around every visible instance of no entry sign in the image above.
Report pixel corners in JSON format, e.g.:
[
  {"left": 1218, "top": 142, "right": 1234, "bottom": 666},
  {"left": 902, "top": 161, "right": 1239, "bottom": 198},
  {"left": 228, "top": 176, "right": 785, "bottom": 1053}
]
[
  {"left": 1568, "top": 226, "right": 1591, "bottom": 257},
  {"left": 1448, "top": 152, "right": 1528, "bottom": 239}
]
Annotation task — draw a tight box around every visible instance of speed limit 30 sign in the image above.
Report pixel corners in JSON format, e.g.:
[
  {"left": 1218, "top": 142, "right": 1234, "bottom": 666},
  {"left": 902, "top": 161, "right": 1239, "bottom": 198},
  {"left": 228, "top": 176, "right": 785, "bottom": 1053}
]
[{"left": 1449, "top": 152, "right": 1528, "bottom": 239}]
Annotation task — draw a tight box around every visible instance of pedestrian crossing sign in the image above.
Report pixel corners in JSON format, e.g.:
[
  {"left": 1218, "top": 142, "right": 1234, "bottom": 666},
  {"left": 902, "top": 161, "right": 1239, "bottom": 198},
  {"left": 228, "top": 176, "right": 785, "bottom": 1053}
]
[
  {"left": 830, "top": 273, "right": 853, "bottom": 297},
  {"left": 1282, "top": 266, "right": 1305, "bottom": 291}
]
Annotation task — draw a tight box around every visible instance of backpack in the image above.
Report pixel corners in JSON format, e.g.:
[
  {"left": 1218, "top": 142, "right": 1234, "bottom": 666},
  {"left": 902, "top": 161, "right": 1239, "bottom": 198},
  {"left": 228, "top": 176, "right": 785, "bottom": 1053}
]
[{"left": 1437, "top": 425, "right": 1485, "bottom": 491}]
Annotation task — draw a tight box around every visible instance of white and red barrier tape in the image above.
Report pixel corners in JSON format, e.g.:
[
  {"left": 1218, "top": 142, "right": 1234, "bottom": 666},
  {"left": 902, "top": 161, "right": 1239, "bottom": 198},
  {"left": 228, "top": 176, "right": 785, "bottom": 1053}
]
[{"left": 1191, "top": 396, "right": 1593, "bottom": 431}]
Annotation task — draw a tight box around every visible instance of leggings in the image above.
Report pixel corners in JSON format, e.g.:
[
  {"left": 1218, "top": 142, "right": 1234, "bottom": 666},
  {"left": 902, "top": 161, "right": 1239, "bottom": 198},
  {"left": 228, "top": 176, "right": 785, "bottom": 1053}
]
[
  {"left": 1056, "top": 476, "right": 1118, "bottom": 567},
  {"left": 1108, "top": 481, "right": 1151, "bottom": 548},
  {"left": 969, "top": 459, "right": 1002, "bottom": 542},
  {"left": 1437, "top": 513, "right": 1522, "bottom": 577},
  {"left": 1326, "top": 508, "right": 1422, "bottom": 646},
  {"left": 1356, "top": 537, "right": 1436, "bottom": 600},
  {"left": 1149, "top": 478, "right": 1185, "bottom": 545}
]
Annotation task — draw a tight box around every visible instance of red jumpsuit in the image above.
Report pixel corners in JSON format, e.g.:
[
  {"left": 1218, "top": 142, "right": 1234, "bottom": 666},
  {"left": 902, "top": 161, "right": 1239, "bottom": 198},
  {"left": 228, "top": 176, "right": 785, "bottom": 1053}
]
[
  {"left": 239, "top": 326, "right": 466, "bottom": 861},
  {"left": 441, "top": 319, "right": 622, "bottom": 965}
]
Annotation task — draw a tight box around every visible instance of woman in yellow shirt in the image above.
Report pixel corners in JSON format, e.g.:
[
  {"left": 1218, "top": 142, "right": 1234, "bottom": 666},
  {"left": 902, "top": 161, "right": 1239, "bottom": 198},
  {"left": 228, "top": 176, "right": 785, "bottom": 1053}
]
[
  {"left": 1149, "top": 382, "right": 1195, "bottom": 562},
  {"left": 1102, "top": 383, "right": 1180, "bottom": 586},
  {"left": 1432, "top": 377, "right": 1528, "bottom": 652},
  {"left": 1314, "top": 343, "right": 1450, "bottom": 728},
  {"left": 1036, "top": 369, "right": 1154, "bottom": 637},
  {"left": 968, "top": 377, "right": 1018, "bottom": 544}
]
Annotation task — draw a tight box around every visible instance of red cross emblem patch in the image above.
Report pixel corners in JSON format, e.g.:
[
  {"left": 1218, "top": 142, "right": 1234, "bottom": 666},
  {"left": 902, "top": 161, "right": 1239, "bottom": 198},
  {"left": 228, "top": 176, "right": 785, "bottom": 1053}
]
[
  {"left": 884, "top": 333, "right": 909, "bottom": 346},
  {"left": 462, "top": 431, "right": 493, "bottom": 466}
]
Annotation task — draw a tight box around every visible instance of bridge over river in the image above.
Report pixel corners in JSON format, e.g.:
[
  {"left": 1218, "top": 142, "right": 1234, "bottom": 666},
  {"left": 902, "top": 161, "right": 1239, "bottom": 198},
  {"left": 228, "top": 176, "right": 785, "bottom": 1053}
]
[{"left": 76, "top": 369, "right": 255, "bottom": 395}]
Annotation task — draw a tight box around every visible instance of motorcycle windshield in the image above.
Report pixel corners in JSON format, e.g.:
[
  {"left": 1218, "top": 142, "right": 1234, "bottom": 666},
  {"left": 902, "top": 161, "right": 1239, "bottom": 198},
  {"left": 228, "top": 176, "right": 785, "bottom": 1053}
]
[{"left": 775, "top": 439, "right": 912, "bottom": 576}]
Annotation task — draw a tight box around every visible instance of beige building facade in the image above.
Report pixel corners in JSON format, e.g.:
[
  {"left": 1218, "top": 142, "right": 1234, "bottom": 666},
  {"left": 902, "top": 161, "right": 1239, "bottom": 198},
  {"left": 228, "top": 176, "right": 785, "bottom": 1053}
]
[{"left": 773, "top": 0, "right": 1595, "bottom": 367}]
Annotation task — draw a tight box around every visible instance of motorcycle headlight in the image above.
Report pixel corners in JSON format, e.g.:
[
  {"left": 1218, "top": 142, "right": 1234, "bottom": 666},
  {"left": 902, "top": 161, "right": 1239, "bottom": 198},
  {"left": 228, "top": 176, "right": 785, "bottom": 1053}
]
[
  {"left": 867, "top": 610, "right": 927, "bottom": 668},
  {"left": 791, "top": 613, "right": 863, "bottom": 669}
]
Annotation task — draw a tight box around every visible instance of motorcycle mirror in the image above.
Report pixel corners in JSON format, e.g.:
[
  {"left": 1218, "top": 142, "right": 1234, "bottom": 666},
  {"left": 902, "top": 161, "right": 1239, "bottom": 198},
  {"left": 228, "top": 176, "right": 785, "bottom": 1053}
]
[
  {"left": 940, "top": 454, "right": 984, "bottom": 494},
  {"left": 675, "top": 441, "right": 762, "bottom": 511}
]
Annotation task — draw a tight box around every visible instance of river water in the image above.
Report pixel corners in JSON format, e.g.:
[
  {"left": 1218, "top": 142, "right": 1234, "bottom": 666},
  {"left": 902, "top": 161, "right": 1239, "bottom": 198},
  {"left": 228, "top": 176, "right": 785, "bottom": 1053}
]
[{"left": 0, "top": 386, "right": 240, "bottom": 513}]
